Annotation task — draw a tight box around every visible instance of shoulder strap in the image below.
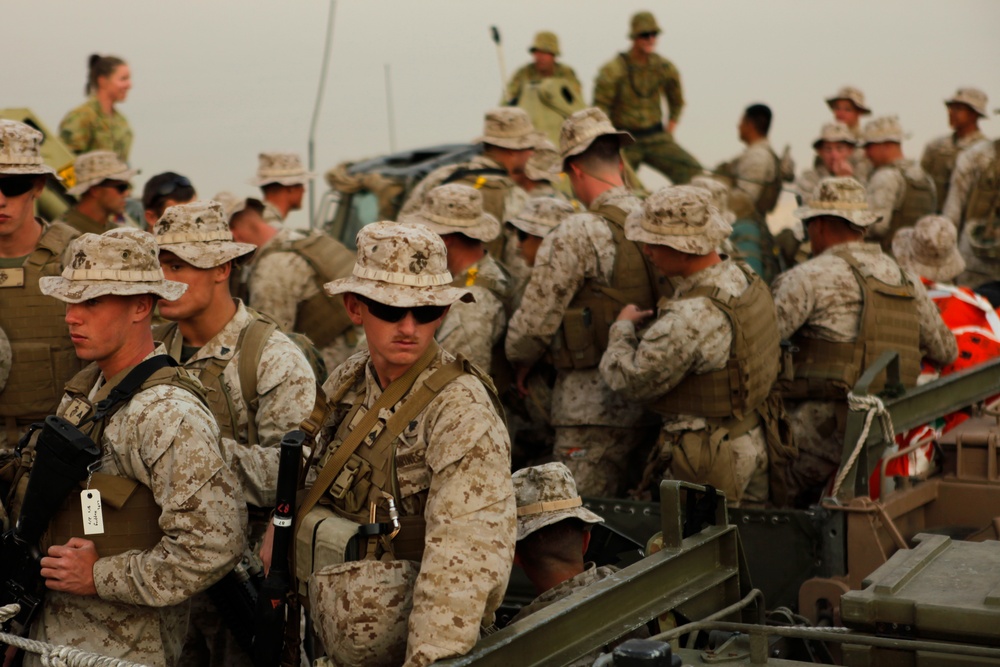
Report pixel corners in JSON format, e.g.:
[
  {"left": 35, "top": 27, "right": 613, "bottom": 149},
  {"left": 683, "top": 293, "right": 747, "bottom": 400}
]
[
  {"left": 26, "top": 221, "right": 77, "bottom": 270},
  {"left": 83, "top": 355, "right": 178, "bottom": 426},
  {"left": 236, "top": 316, "right": 279, "bottom": 445}
]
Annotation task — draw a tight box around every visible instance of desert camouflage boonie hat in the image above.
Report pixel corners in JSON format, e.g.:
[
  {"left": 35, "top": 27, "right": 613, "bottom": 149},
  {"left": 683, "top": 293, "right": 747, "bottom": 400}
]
[
  {"left": 556, "top": 107, "right": 634, "bottom": 170},
  {"left": 892, "top": 215, "right": 965, "bottom": 283},
  {"left": 524, "top": 135, "right": 560, "bottom": 183},
  {"left": 40, "top": 228, "right": 186, "bottom": 303},
  {"left": 66, "top": 150, "right": 139, "bottom": 196},
  {"left": 530, "top": 31, "right": 560, "bottom": 56},
  {"left": 212, "top": 191, "right": 265, "bottom": 223},
  {"left": 689, "top": 176, "right": 737, "bottom": 225},
  {"left": 825, "top": 86, "right": 871, "bottom": 115},
  {"left": 249, "top": 152, "right": 314, "bottom": 187},
  {"left": 812, "top": 122, "right": 858, "bottom": 150},
  {"left": 514, "top": 462, "right": 603, "bottom": 541},
  {"left": 475, "top": 107, "right": 537, "bottom": 151},
  {"left": 507, "top": 196, "right": 575, "bottom": 238},
  {"left": 324, "top": 221, "right": 473, "bottom": 308},
  {"left": 625, "top": 185, "right": 732, "bottom": 255},
  {"left": 155, "top": 200, "right": 257, "bottom": 269},
  {"left": 794, "top": 177, "right": 880, "bottom": 228},
  {"left": 399, "top": 183, "right": 500, "bottom": 242},
  {"left": 945, "top": 87, "right": 988, "bottom": 118},
  {"left": 861, "top": 115, "right": 905, "bottom": 145},
  {"left": 629, "top": 11, "right": 661, "bottom": 38},
  {"left": 0, "top": 119, "right": 59, "bottom": 178}
]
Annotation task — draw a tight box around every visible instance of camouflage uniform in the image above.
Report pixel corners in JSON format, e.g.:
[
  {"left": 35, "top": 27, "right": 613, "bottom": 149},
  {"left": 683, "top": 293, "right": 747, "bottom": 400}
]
[
  {"left": 401, "top": 153, "right": 516, "bottom": 221},
  {"left": 506, "top": 187, "right": 653, "bottom": 496},
  {"left": 866, "top": 158, "right": 937, "bottom": 244},
  {"left": 594, "top": 51, "right": 700, "bottom": 184},
  {"left": 309, "top": 223, "right": 516, "bottom": 667},
  {"left": 59, "top": 150, "right": 140, "bottom": 234},
  {"left": 505, "top": 62, "right": 583, "bottom": 107},
  {"left": 438, "top": 254, "right": 510, "bottom": 371},
  {"left": 249, "top": 152, "right": 314, "bottom": 227},
  {"left": 28, "top": 229, "right": 245, "bottom": 667},
  {"left": 941, "top": 140, "right": 1000, "bottom": 286},
  {"left": 921, "top": 88, "right": 990, "bottom": 210},
  {"left": 246, "top": 227, "right": 359, "bottom": 370},
  {"left": 722, "top": 139, "right": 778, "bottom": 211},
  {"left": 58, "top": 97, "right": 133, "bottom": 161}
]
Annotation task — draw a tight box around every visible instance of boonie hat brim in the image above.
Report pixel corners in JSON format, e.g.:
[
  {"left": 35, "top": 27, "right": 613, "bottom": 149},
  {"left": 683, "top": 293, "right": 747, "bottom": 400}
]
[
  {"left": 324, "top": 274, "right": 474, "bottom": 309},
  {"left": 517, "top": 501, "right": 604, "bottom": 541},
  {"left": 398, "top": 211, "right": 501, "bottom": 243},
  {"left": 794, "top": 204, "right": 881, "bottom": 229},
  {"left": 158, "top": 240, "right": 257, "bottom": 269},
  {"left": 891, "top": 226, "right": 966, "bottom": 283},
  {"left": 66, "top": 167, "right": 139, "bottom": 196},
  {"left": 40, "top": 275, "right": 187, "bottom": 304},
  {"left": 624, "top": 206, "right": 732, "bottom": 255},
  {"left": 0, "top": 164, "right": 59, "bottom": 179}
]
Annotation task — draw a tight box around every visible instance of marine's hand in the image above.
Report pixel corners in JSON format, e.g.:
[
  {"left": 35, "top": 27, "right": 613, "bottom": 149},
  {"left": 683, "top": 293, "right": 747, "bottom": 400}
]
[
  {"left": 616, "top": 304, "right": 654, "bottom": 325},
  {"left": 667, "top": 119, "right": 678, "bottom": 135},
  {"left": 514, "top": 364, "right": 533, "bottom": 398},
  {"left": 832, "top": 157, "right": 854, "bottom": 177},
  {"left": 40, "top": 538, "right": 98, "bottom": 596},
  {"left": 260, "top": 520, "right": 276, "bottom": 574}
]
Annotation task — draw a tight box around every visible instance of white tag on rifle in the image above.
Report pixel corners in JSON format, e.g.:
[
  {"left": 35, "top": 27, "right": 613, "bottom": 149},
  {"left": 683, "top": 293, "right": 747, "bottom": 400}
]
[{"left": 81, "top": 490, "right": 105, "bottom": 535}]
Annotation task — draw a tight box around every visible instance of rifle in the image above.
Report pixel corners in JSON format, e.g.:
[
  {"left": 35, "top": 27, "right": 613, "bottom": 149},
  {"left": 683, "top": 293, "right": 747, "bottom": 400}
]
[
  {"left": 252, "top": 430, "right": 304, "bottom": 667},
  {"left": 0, "top": 416, "right": 101, "bottom": 650}
]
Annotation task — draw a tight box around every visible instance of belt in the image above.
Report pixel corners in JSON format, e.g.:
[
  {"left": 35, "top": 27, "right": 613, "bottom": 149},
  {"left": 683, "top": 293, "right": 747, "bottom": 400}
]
[{"left": 622, "top": 122, "right": 664, "bottom": 139}]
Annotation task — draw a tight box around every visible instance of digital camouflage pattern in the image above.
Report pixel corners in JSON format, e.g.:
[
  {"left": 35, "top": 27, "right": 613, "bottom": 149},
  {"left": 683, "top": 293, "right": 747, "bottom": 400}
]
[
  {"left": 507, "top": 196, "right": 575, "bottom": 239},
  {"left": 624, "top": 185, "right": 731, "bottom": 254},
  {"left": 721, "top": 139, "right": 778, "bottom": 212},
  {"left": 825, "top": 86, "right": 872, "bottom": 115},
  {"left": 249, "top": 151, "right": 313, "bottom": 187},
  {"left": 65, "top": 150, "right": 138, "bottom": 196},
  {"left": 399, "top": 153, "right": 516, "bottom": 221},
  {"left": 399, "top": 183, "right": 501, "bottom": 242},
  {"left": 0, "top": 119, "right": 59, "bottom": 177},
  {"left": 892, "top": 215, "right": 966, "bottom": 283},
  {"left": 474, "top": 107, "right": 538, "bottom": 150},
  {"left": 247, "top": 227, "right": 360, "bottom": 371},
  {"left": 512, "top": 462, "right": 603, "bottom": 540},
  {"left": 154, "top": 200, "right": 256, "bottom": 269},
  {"left": 58, "top": 97, "right": 133, "bottom": 161},
  {"left": 437, "top": 253, "right": 510, "bottom": 371},
  {"left": 796, "top": 177, "right": 880, "bottom": 228},
  {"left": 600, "top": 260, "right": 770, "bottom": 503},
  {"left": 313, "top": 346, "right": 516, "bottom": 667},
  {"left": 861, "top": 115, "right": 905, "bottom": 145},
  {"left": 920, "top": 130, "right": 986, "bottom": 211},
  {"left": 28, "top": 347, "right": 246, "bottom": 667},
  {"left": 942, "top": 139, "right": 997, "bottom": 226},
  {"left": 866, "top": 158, "right": 936, "bottom": 242},
  {"left": 689, "top": 176, "right": 737, "bottom": 223}
]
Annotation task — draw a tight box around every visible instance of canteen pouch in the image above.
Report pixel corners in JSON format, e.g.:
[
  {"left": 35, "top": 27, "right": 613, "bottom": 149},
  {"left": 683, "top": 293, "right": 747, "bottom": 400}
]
[
  {"left": 294, "top": 505, "right": 358, "bottom": 600},
  {"left": 552, "top": 307, "right": 601, "bottom": 370}
]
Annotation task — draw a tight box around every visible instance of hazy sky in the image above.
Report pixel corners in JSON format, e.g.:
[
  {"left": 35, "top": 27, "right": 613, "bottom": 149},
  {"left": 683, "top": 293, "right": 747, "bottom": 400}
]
[{"left": 5, "top": 0, "right": 998, "bottom": 228}]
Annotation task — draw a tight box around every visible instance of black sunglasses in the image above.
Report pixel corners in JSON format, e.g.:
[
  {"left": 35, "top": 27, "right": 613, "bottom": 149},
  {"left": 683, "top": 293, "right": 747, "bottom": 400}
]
[
  {"left": 101, "top": 181, "right": 130, "bottom": 194},
  {"left": 637, "top": 31, "right": 659, "bottom": 40},
  {"left": 157, "top": 175, "right": 192, "bottom": 197},
  {"left": 0, "top": 176, "right": 38, "bottom": 198},
  {"left": 357, "top": 295, "right": 447, "bottom": 324}
]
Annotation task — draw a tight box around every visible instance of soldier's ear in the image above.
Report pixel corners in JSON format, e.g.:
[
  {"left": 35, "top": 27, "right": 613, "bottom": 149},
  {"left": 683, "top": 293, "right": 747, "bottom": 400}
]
[{"left": 343, "top": 293, "right": 364, "bottom": 326}]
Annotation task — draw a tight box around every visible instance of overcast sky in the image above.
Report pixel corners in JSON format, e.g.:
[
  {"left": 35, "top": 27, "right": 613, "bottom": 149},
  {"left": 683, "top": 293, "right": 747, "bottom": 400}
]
[{"left": 5, "top": 0, "right": 998, "bottom": 228}]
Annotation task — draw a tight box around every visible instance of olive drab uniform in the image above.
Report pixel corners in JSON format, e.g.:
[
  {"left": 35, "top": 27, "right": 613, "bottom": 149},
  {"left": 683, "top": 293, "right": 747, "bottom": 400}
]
[
  {"left": 866, "top": 159, "right": 937, "bottom": 251},
  {"left": 297, "top": 344, "right": 515, "bottom": 667},
  {"left": 505, "top": 63, "right": 586, "bottom": 147},
  {"left": 772, "top": 242, "right": 957, "bottom": 506},
  {"left": 0, "top": 221, "right": 82, "bottom": 451},
  {"left": 920, "top": 130, "right": 987, "bottom": 213},
  {"left": 506, "top": 188, "right": 663, "bottom": 497},
  {"left": 57, "top": 207, "right": 109, "bottom": 236},
  {"left": 58, "top": 97, "right": 133, "bottom": 162}
]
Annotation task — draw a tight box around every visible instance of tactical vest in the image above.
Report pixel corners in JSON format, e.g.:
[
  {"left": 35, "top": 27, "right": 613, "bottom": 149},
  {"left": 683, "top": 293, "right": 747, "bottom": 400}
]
[
  {"left": 649, "top": 264, "right": 780, "bottom": 421},
  {"left": 315, "top": 354, "right": 502, "bottom": 562},
  {"left": 781, "top": 248, "right": 922, "bottom": 400},
  {"left": 442, "top": 165, "right": 511, "bottom": 259},
  {"left": 922, "top": 136, "right": 963, "bottom": 212},
  {"left": 0, "top": 222, "right": 83, "bottom": 423},
  {"left": 515, "top": 76, "right": 586, "bottom": 145},
  {"left": 252, "top": 232, "right": 356, "bottom": 348},
  {"left": 882, "top": 162, "right": 937, "bottom": 250},
  {"left": 963, "top": 140, "right": 1000, "bottom": 224},
  {"left": 552, "top": 204, "right": 664, "bottom": 370},
  {"left": 757, "top": 148, "right": 783, "bottom": 216},
  {"left": 42, "top": 359, "right": 209, "bottom": 556}
]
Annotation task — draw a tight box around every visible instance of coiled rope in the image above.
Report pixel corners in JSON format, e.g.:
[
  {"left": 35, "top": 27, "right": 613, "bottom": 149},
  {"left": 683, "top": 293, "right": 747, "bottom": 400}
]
[{"left": 830, "top": 392, "right": 895, "bottom": 497}]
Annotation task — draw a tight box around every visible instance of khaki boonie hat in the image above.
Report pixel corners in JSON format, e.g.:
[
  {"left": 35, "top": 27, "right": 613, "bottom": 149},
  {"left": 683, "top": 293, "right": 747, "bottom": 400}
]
[
  {"left": 249, "top": 152, "right": 314, "bottom": 187},
  {"left": 66, "top": 150, "right": 139, "bottom": 196},
  {"left": 507, "top": 197, "right": 575, "bottom": 238},
  {"left": 155, "top": 200, "right": 257, "bottom": 269},
  {"left": 40, "top": 228, "right": 186, "bottom": 303},
  {"left": 812, "top": 122, "right": 858, "bottom": 150},
  {"left": 794, "top": 177, "right": 880, "bottom": 228},
  {"left": 0, "top": 119, "right": 59, "bottom": 178},
  {"left": 557, "top": 107, "right": 634, "bottom": 169},
  {"left": 945, "top": 87, "right": 988, "bottom": 118},
  {"left": 324, "top": 221, "right": 473, "bottom": 307},
  {"left": 825, "top": 86, "right": 871, "bottom": 115},
  {"left": 689, "top": 176, "right": 737, "bottom": 225},
  {"left": 861, "top": 115, "right": 905, "bottom": 145},
  {"left": 629, "top": 11, "right": 661, "bottom": 38},
  {"left": 475, "top": 107, "right": 537, "bottom": 151},
  {"left": 625, "top": 185, "right": 732, "bottom": 255},
  {"left": 399, "top": 183, "right": 500, "bottom": 242},
  {"left": 513, "top": 463, "right": 604, "bottom": 541},
  {"left": 212, "top": 191, "right": 264, "bottom": 223},
  {"left": 524, "top": 135, "right": 560, "bottom": 183},
  {"left": 892, "top": 215, "right": 965, "bottom": 283},
  {"left": 530, "top": 31, "right": 560, "bottom": 56}
]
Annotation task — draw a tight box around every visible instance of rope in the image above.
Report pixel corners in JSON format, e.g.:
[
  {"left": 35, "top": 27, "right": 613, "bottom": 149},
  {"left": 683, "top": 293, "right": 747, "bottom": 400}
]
[
  {"left": 830, "top": 392, "right": 895, "bottom": 497},
  {"left": 1, "top": 604, "right": 150, "bottom": 667}
]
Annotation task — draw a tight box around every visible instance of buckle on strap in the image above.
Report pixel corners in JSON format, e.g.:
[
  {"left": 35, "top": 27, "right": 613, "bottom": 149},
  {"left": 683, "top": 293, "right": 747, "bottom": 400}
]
[{"left": 328, "top": 458, "right": 361, "bottom": 500}]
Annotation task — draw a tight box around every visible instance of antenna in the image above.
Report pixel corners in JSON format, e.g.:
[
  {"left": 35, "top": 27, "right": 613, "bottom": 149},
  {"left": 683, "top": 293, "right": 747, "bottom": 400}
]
[
  {"left": 491, "top": 26, "right": 508, "bottom": 100},
  {"left": 384, "top": 63, "right": 397, "bottom": 153},
  {"left": 308, "top": 0, "right": 337, "bottom": 230}
]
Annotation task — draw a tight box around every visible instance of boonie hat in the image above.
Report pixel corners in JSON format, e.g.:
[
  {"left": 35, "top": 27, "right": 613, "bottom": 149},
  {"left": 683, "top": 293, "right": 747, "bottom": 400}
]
[
  {"left": 629, "top": 11, "right": 661, "bottom": 38},
  {"left": 507, "top": 197, "right": 575, "bottom": 239},
  {"left": 945, "top": 87, "right": 988, "bottom": 118},
  {"left": 475, "top": 108, "right": 537, "bottom": 151},
  {"left": 66, "top": 150, "right": 139, "bottom": 196},
  {"left": 794, "top": 177, "right": 880, "bottom": 228},
  {"left": 155, "top": 200, "right": 257, "bottom": 269},
  {"left": 0, "top": 119, "right": 59, "bottom": 178},
  {"left": 825, "top": 86, "right": 871, "bottom": 115},
  {"left": 892, "top": 215, "right": 966, "bottom": 283},
  {"left": 556, "top": 107, "right": 634, "bottom": 169},
  {"left": 213, "top": 190, "right": 264, "bottom": 223},
  {"left": 513, "top": 462, "right": 604, "bottom": 541},
  {"left": 812, "top": 122, "right": 858, "bottom": 150},
  {"left": 40, "top": 228, "right": 186, "bottom": 303},
  {"left": 861, "top": 116, "right": 905, "bottom": 145},
  {"left": 530, "top": 31, "right": 560, "bottom": 56},
  {"left": 689, "top": 176, "right": 737, "bottom": 225},
  {"left": 524, "top": 135, "right": 560, "bottom": 183},
  {"left": 625, "top": 185, "right": 732, "bottom": 255},
  {"left": 249, "top": 152, "right": 314, "bottom": 187},
  {"left": 399, "top": 183, "right": 500, "bottom": 242},
  {"left": 324, "top": 222, "right": 474, "bottom": 308}
]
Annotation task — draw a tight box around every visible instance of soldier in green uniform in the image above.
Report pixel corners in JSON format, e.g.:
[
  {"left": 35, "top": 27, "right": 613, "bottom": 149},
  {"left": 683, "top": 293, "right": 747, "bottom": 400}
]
[
  {"left": 594, "top": 11, "right": 701, "bottom": 185},
  {"left": 59, "top": 54, "right": 134, "bottom": 162}
]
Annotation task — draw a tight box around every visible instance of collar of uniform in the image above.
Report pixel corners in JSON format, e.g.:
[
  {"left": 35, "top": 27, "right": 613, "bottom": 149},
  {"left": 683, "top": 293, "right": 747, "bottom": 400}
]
[
  {"left": 91, "top": 343, "right": 170, "bottom": 399},
  {"left": 818, "top": 239, "right": 877, "bottom": 259},
  {"left": 470, "top": 153, "right": 505, "bottom": 171},
  {"left": 182, "top": 299, "right": 249, "bottom": 365},
  {"left": 747, "top": 137, "right": 772, "bottom": 150},
  {"left": 363, "top": 344, "right": 446, "bottom": 395},
  {"left": 589, "top": 186, "right": 634, "bottom": 212},
  {"left": 671, "top": 257, "right": 735, "bottom": 298}
]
